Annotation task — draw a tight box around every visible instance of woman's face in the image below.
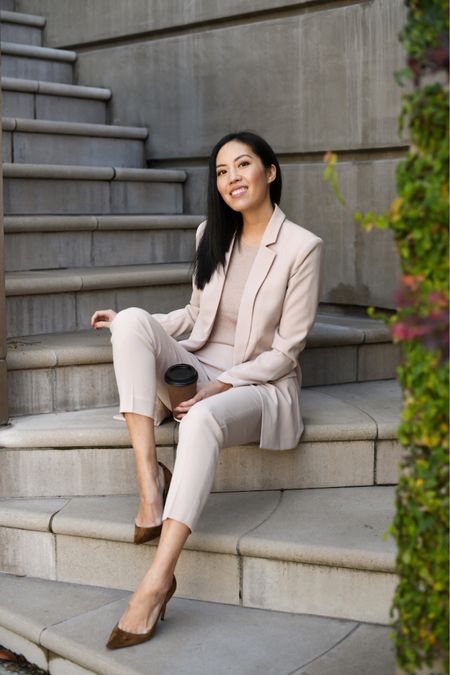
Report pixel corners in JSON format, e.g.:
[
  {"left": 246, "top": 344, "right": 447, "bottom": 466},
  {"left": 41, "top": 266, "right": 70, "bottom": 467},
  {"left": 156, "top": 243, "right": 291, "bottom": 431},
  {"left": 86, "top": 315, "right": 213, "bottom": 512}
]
[{"left": 215, "top": 140, "right": 276, "bottom": 214}]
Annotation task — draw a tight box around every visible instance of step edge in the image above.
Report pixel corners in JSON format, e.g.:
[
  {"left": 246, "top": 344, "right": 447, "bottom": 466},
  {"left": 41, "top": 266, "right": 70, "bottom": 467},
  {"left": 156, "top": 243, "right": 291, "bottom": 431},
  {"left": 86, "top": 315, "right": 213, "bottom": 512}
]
[
  {"left": 3, "top": 162, "right": 187, "bottom": 182},
  {"left": 0, "top": 574, "right": 127, "bottom": 662},
  {"left": 4, "top": 214, "right": 203, "bottom": 232},
  {"left": 0, "top": 422, "right": 398, "bottom": 446},
  {"left": 0, "top": 416, "right": 398, "bottom": 449},
  {"left": 0, "top": 41, "right": 77, "bottom": 62},
  {"left": 5, "top": 263, "right": 191, "bottom": 296},
  {"left": 0, "top": 10, "right": 47, "bottom": 27},
  {"left": 55, "top": 526, "right": 398, "bottom": 573},
  {"left": 0, "top": 572, "right": 392, "bottom": 675},
  {"left": 1, "top": 76, "right": 111, "bottom": 100},
  {"left": 2, "top": 116, "right": 148, "bottom": 139},
  {"left": 6, "top": 325, "right": 392, "bottom": 370},
  {"left": 0, "top": 494, "right": 397, "bottom": 573}
]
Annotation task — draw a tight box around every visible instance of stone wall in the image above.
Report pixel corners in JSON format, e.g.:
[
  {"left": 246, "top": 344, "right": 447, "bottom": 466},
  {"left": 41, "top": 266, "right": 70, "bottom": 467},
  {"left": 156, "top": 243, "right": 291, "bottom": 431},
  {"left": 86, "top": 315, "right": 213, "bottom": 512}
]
[
  {"left": 0, "top": 56, "right": 8, "bottom": 424},
  {"left": 16, "top": 0, "right": 406, "bottom": 308}
]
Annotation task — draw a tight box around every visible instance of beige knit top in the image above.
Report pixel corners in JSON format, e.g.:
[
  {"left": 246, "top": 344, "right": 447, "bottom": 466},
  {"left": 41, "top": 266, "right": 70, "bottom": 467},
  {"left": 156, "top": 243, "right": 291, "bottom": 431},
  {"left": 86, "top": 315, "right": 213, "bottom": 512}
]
[{"left": 196, "top": 239, "right": 259, "bottom": 376}]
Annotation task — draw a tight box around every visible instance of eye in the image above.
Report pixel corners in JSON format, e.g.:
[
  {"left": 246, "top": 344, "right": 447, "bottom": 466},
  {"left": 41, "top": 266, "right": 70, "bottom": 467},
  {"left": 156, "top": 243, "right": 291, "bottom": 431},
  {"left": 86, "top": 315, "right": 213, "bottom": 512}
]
[
  {"left": 216, "top": 169, "right": 226, "bottom": 177},
  {"left": 239, "top": 160, "right": 250, "bottom": 168}
]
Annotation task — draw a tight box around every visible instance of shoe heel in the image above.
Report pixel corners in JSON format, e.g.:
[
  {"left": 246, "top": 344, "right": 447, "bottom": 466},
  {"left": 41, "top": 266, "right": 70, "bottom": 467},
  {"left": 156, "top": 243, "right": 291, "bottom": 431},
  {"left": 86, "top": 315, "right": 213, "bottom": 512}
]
[
  {"left": 160, "top": 575, "right": 177, "bottom": 622},
  {"left": 159, "top": 462, "right": 173, "bottom": 503}
]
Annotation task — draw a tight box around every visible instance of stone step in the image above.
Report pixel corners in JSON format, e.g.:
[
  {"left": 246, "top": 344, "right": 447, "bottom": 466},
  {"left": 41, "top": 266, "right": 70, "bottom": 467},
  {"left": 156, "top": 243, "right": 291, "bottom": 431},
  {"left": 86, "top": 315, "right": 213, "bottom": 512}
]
[
  {"left": 0, "top": 10, "right": 45, "bottom": 46},
  {"left": 5, "top": 313, "right": 400, "bottom": 414},
  {"left": 5, "top": 263, "right": 191, "bottom": 338},
  {"left": 0, "top": 42, "right": 76, "bottom": 83},
  {"left": 4, "top": 214, "right": 203, "bottom": 271},
  {"left": 0, "top": 380, "right": 403, "bottom": 495},
  {"left": 0, "top": 485, "right": 398, "bottom": 625},
  {"left": 0, "top": 574, "right": 395, "bottom": 675},
  {"left": 3, "top": 163, "right": 185, "bottom": 215},
  {"left": 1, "top": 76, "right": 111, "bottom": 124},
  {"left": 2, "top": 117, "right": 148, "bottom": 167}
]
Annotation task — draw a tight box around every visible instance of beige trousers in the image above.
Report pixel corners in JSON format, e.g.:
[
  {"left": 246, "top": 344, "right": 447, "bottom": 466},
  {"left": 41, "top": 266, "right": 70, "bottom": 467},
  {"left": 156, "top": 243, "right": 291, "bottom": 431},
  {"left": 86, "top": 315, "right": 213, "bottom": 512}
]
[{"left": 110, "top": 307, "right": 262, "bottom": 532}]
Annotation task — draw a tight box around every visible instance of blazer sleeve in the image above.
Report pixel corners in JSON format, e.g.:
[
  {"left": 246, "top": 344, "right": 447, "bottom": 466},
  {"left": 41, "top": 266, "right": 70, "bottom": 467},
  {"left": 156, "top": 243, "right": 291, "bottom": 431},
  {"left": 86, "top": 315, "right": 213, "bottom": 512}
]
[
  {"left": 216, "top": 238, "right": 323, "bottom": 387},
  {"left": 151, "top": 222, "right": 205, "bottom": 338}
]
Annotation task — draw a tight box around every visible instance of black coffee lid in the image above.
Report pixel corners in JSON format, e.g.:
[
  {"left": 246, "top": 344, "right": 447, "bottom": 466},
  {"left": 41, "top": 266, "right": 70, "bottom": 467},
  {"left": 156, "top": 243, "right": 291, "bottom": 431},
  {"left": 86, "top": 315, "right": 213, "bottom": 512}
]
[{"left": 164, "top": 363, "right": 198, "bottom": 386}]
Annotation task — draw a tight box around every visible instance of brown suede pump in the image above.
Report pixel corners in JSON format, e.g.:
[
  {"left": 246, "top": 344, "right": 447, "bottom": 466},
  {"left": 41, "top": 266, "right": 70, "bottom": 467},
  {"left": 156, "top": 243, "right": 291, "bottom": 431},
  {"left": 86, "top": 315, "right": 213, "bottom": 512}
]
[
  {"left": 133, "top": 462, "right": 172, "bottom": 545},
  {"left": 106, "top": 576, "right": 177, "bottom": 650}
]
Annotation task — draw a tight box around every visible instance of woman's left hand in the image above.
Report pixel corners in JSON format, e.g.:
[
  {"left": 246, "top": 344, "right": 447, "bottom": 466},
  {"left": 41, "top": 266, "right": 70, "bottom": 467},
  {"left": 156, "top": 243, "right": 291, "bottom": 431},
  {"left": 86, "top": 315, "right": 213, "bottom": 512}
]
[{"left": 174, "top": 379, "right": 232, "bottom": 418}]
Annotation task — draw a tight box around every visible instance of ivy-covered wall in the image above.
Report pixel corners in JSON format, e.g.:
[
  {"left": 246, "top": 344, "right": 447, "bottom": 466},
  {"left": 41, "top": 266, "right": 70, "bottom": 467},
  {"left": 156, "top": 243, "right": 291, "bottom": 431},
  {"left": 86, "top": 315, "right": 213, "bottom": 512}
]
[{"left": 324, "top": 1, "right": 449, "bottom": 671}]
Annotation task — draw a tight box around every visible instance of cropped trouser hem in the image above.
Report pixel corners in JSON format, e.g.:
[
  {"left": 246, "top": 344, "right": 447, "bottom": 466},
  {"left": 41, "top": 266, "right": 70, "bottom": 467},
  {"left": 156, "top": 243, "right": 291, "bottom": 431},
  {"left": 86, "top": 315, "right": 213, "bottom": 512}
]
[{"left": 110, "top": 307, "right": 263, "bottom": 533}]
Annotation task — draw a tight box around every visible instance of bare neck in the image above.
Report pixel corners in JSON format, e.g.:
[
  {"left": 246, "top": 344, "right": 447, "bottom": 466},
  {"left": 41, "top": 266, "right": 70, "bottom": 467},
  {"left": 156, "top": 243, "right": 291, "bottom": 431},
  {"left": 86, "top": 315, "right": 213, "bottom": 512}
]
[{"left": 241, "top": 201, "right": 274, "bottom": 245}]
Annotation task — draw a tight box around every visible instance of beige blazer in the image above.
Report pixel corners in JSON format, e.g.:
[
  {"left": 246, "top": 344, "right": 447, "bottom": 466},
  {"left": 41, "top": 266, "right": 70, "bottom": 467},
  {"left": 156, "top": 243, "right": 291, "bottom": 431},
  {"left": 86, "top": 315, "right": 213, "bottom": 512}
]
[{"left": 153, "top": 204, "right": 323, "bottom": 450}]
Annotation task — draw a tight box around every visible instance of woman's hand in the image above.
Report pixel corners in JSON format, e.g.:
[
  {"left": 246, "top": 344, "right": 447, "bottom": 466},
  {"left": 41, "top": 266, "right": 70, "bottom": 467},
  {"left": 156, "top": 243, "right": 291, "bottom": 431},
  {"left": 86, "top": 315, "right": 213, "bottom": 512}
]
[
  {"left": 91, "top": 309, "right": 117, "bottom": 329},
  {"left": 174, "top": 379, "right": 232, "bottom": 418}
]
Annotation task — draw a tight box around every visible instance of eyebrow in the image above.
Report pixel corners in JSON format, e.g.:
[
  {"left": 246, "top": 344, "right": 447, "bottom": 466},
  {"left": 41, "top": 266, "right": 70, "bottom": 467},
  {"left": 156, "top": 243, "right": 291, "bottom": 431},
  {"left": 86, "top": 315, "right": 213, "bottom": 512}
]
[{"left": 216, "top": 154, "right": 252, "bottom": 169}]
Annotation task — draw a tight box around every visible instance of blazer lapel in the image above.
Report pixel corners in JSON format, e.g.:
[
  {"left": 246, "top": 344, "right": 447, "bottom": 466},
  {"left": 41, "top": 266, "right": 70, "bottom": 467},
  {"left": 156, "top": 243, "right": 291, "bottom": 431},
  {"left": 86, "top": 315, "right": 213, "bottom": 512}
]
[{"left": 233, "top": 205, "right": 286, "bottom": 364}]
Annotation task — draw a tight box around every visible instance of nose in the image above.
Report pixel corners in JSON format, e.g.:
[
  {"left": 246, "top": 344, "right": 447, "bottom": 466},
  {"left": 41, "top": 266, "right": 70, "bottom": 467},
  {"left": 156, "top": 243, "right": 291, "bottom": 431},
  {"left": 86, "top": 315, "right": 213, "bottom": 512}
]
[{"left": 228, "top": 166, "right": 241, "bottom": 183}]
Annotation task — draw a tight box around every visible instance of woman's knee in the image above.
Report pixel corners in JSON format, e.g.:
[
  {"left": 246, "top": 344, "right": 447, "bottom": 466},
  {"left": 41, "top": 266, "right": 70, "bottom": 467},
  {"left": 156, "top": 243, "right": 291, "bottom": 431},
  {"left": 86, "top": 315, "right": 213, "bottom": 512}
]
[
  {"left": 111, "top": 307, "right": 157, "bottom": 340},
  {"left": 178, "top": 401, "right": 223, "bottom": 445},
  {"left": 112, "top": 307, "right": 148, "bottom": 327}
]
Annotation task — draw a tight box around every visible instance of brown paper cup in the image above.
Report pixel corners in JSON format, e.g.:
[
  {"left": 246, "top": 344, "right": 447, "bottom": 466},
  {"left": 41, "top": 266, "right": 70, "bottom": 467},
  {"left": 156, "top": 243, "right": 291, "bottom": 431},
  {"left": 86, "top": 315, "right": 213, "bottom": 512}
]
[{"left": 164, "top": 364, "right": 198, "bottom": 421}]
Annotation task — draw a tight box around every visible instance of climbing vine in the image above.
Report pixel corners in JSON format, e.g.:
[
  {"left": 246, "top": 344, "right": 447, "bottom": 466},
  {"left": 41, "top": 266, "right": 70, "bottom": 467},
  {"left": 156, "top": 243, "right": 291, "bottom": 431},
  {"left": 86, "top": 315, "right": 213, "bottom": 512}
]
[{"left": 324, "top": 1, "right": 449, "bottom": 672}]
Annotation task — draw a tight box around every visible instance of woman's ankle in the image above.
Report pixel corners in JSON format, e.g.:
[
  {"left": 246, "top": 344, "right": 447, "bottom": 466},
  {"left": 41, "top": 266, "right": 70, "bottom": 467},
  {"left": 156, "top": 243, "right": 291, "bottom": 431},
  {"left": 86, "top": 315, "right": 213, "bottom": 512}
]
[
  {"left": 138, "top": 464, "right": 164, "bottom": 504},
  {"left": 133, "top": 571, "right": 173, "bottom": 602}
]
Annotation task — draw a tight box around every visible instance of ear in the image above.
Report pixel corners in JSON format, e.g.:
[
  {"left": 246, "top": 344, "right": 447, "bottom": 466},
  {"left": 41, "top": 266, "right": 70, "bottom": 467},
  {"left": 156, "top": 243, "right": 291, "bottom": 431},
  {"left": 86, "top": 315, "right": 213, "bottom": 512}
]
[{"left": 266, "top": 164, "right": 277, "bottom": 183}]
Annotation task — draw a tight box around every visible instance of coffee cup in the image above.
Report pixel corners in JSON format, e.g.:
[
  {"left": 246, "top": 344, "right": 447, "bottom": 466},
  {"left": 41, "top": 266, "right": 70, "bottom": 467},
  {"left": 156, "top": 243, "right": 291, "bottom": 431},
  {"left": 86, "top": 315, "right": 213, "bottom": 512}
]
[{"left": 164, "top": 363, "right": 198, "bottom": 421}]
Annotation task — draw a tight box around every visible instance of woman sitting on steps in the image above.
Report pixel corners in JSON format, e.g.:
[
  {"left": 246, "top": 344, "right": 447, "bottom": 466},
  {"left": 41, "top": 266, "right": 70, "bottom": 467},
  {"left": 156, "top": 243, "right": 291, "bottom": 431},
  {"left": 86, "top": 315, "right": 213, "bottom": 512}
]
[{"left": 90, "top": 130, "right": 323, "bottom": 650}]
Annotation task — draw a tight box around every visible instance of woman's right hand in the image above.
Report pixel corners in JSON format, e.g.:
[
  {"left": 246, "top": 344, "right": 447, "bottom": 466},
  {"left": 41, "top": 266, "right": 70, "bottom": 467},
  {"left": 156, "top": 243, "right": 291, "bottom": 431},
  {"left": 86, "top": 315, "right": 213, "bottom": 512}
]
[{"left": 91, "top": 309, "right": 117, "bottom": 329}]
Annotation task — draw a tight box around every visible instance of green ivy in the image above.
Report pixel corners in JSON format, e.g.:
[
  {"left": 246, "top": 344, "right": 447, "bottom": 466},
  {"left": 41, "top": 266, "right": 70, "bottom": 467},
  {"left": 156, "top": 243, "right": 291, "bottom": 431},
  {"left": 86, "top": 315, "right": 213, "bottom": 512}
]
[
  {"left": 324, "top": 1, "right": 449, "bottom": 672},
  {"left": 399, "top": 0, "right": 448, "bottom": 68},
  {"left": 391, "top": 342, "right": 449, "bottom": 674},
  {"left": 376, "top": 2, "right": 449, "bottom": 670}
]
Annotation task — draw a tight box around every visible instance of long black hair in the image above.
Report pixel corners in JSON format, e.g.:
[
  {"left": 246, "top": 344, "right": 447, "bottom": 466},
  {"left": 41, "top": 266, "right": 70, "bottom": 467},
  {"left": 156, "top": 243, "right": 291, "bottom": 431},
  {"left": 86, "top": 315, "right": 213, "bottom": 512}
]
[{"left": 193, "top": 131, "right": 282, "bottom": 290}]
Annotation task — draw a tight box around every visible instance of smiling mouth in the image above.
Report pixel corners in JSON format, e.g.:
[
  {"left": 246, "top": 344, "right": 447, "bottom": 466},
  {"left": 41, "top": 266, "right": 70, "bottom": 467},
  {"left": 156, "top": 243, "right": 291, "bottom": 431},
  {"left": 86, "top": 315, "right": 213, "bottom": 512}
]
[{"left": 230, "top": 187, "right": 247, "bottom": 197}]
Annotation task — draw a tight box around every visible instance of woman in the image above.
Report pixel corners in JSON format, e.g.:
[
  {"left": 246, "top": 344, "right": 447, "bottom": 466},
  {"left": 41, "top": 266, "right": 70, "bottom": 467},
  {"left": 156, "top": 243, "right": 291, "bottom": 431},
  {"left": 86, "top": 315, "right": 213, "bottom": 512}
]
[{"left": 91, "top": 131, "right": 323, "bottom": 649}]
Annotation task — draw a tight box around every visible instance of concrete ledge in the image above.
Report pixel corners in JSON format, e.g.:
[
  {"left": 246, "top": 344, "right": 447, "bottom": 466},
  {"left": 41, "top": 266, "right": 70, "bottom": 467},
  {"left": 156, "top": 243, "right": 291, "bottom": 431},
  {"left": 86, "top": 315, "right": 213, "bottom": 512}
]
[
  {"left": 0, "top": 487, "right": 396, "bottom": 573},
  {"left": 4, "top": 162, "right": 113, "bottom": 180},
  {"left": 2, "top": 116, "right": 148, "bottom": 139},
  {"left": 0, "top": 10, "right": 46, "bottom": 27},
  {"left": 0, "top": 486, "right": 397, "bottom": 625},
  {"left": 1, "top": 76, "right": 111, "bottom": 100},
  {"left": 5, "top": 214, "right": 98, "bottom": 232},
  {"left": 0, "top": 574, "right": 397, "bottom": 675},
  {"left": 96, "top": 214, "right": 203, "bottom": 230},
  {"left": 112, "top": 167, "right": 186, "bottom": 182},
  {"left": 0, "top": 41, "right": 77, "bottom": 61},
  {"left": 314, "top": 379, "right": 401, "bottom": 440},
  {"left": 4, "top": 214, "right": 203, "bottom": 233},
  {"left": 309, "top": 312, "right": 392, "bottom": 345},
  {"left": 0, "top": 383, "right": 402, "bottom": 494},
  {"left": 238, "top": 487, "right": 396, "bottom": 572},
  {"left": 5, "top": 330, "right": 400, "bottom": 413},
  {"left": 0, "top": 624, "right": 49, "bottom": 673},
  {"left": 0, "top": 575, "right": 126, "bottom": 645},
  {"left": 7, "top": 330, "right": 113, "bottom": 368},
  {"left": 0, "top": 380, "right": 401, "bottom": 447},
  {"left": 3, "top": 162, "right": 186, "bottom": 181},
  {"left": 0, "top": 406, "right": 175, "bottom": 448},
  {"left": 0, "top": 497, "right": 67, "bottom": 531},
  {"left": 5, "top": 311, "right": 392, "bottom": 369},
  {"left": 5, "top": 263, "right": 191, "bottom": 296}
]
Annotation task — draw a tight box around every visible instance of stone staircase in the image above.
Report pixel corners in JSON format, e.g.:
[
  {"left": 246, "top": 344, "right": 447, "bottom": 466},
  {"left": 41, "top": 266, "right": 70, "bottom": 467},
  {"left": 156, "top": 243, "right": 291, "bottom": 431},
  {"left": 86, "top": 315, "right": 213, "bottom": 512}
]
[{"left": 0, "top": 7, "right": 401, "bottom": 675}]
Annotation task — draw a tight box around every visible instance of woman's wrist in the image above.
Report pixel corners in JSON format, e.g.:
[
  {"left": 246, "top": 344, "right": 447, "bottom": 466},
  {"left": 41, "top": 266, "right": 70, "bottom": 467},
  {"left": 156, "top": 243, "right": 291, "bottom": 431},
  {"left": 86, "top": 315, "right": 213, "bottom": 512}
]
[{"left": 215, "top": 379, "right": 232, "bottom": 391}]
